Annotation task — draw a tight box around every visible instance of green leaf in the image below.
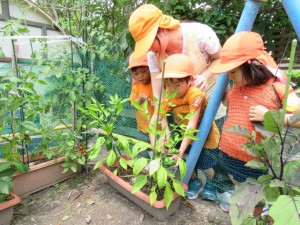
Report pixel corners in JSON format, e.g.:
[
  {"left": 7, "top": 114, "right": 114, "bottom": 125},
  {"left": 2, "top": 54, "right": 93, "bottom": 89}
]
[
  {"left": 106, "top": 150, "right": 116, "bottom": 167},
  {"left": 20, "top": 121, "right": 39, "bottom": 132},
  {"left": 263, "top": 110, "right": 284, "bottom": 135},
  {"left": 269, "top": 195, "right": 300, "bottom": 225},
  {"left": 18, "top": 87, "right": 36, "bottom": 95},
  {"left": 130, "top": 100, "right": 141, "bottom": 110},
  {"left": 257, "top": 174, "right": 273, "bottom": 184},
  {"left": 164, "top": 183, "right": 173, "bottom": 209},
  {"left": 269, "top": 179, "right": 285, "bottom": 188},
  {"left": 284, "top": 160, "right": 300, "bottom": 179},
  {"left": 0, "top": 162, "right": 12, "bottom": 173},
  {"left": 178, "top": 158, "right": 186, "bottom": 180},
  {"left": 241, "top": 217, "right": 256, "bottom": 225},
  {"left": 149, "top": 188, "right": 157, "bottom": 206},
  {"left": 0, "top": 176, "right": 13, "bottom": 194},
  {"left": 172, "top": 179, "right": 185, "bottom": 197},
  {"left": 157, "top": 166, "right": 168, "bottom": 189},
  {"left": 88, "top": 137, "right": 105, "bottom": 160},
  {"left": 149, "top": 158, "right": 160, "bottom": 176},
  {"left": 132, "top": 174, "right": 147, "bottom": 193},
  {"left": 227, "top": 125, "right": 252, "bottom": 138},
  {"left": 117, "top": 136, "right": 130, "bottom": 155},
  {"left": 229, "top": 180, "right": 264, "bottom": 225},
  {"left": 133, "top": 158, "right": 148, "bottom": 175},
  {"left": 119, "top": 157, "right": 127, "bottom": 170},
  {"left": 71, "top": 164, "right": 77, "bottom": 173},
  {"left": 264, "top": 185, "right": 280, "bottom": 203},
  {"left": 93, "top": 159, "right": 104, "bottom": 170},
  {"left": 245, "top": 160, "right": 268, "bottom": 171},
  {"left": 13, "top": 161, "right": 28, "bottom": 173}
]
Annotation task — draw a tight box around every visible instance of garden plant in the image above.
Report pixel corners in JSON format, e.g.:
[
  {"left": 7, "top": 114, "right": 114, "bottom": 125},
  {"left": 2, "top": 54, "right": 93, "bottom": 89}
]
[{"left": 79, "top": 93, "right": 199, "bottom": 210}]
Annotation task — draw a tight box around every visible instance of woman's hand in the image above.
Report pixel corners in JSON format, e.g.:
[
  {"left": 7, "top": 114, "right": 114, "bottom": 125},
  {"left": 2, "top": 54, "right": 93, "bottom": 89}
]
[
  {"left": 249, "top": 105, "right": 269, "bottom": 121},
  {"left": 192, "top": 74, "right": 208, "bottom": 91}
]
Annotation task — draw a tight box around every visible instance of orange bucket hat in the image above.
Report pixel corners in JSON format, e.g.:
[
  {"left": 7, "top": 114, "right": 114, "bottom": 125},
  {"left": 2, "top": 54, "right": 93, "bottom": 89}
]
[
  {"left": 211, "top": 32, "right": 280, "bottom": 72},
  {"left": 128, "top": 53, "right": 148, "bottom": 69},
  {"left": 156, "top": 54, "right": 194, "bottom": 79},
  {"left": 129, "top": 4, "right": 180, "bottom": 58}
]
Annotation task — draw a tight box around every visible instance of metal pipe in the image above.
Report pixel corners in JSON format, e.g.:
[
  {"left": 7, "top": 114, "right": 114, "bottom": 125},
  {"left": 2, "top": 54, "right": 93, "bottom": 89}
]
[
  {"left": 183, "top": 0, "right": 263, "bottom": 184},
  {"left": 282, "top": 0, "right": 300, "bottom": 40}
]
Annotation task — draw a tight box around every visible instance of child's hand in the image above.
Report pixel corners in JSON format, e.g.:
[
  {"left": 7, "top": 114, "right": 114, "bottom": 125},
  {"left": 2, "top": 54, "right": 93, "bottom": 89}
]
[
  {"left": 170, "top": 154, "right": 183, "bottom": 167},
  {"left": 138, "top": 93, "right": 148, "bottom": 104},
  {"left": 249, "top": 105, "right": 269, "bottom": 121}
]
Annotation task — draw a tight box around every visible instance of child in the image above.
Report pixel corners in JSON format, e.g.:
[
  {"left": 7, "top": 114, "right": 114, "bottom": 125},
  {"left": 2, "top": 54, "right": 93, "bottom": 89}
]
[
  {"left": 210, "top": 31, "right": 300, "bottom": 212},
  {"left": 152, "top": 54, "right": 221, "bottom": 200},
  {"left": 128, "top": 53, "right": 154, "bottom": 134}
]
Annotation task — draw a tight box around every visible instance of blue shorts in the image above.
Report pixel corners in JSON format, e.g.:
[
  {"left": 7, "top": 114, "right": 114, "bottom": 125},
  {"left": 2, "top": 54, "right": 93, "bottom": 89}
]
[
  {"left": 185, "top": 146, "right": 219, "bottom": 170},
  {"left": 218, "top": 150, "right": 267, "bottom": 182}
]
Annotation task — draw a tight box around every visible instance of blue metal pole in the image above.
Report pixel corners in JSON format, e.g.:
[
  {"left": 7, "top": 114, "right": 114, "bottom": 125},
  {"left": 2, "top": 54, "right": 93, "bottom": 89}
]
[
  {"left": 183, "top": 0, "right": 263, "bottom": 184},
  {"left": 282, "top": 0, "right": 300, "bottom": 40}
]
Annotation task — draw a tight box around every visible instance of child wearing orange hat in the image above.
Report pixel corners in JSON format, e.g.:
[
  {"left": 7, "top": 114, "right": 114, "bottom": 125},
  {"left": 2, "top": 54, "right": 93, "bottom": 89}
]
[
  {"left": 210, "top": 31, "right": 300, "bottom": 212},
  {"left": 128, "top": 53, "right": 155, "bottom": 138},
  {"left": 152, "top": 54, "right": 221, "bottom": 201}
]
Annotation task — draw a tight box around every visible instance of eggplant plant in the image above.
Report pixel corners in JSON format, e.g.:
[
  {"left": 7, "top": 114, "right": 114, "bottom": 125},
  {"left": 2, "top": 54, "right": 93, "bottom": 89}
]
[{"left": 227, "top": 110, "right": 300, "bottom": 225}]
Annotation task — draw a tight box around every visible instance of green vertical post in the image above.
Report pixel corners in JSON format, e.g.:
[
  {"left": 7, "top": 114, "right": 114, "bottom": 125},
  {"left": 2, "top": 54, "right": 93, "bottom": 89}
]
[{"left": 283, "top": 39, "right": 297, "bottom": 112}]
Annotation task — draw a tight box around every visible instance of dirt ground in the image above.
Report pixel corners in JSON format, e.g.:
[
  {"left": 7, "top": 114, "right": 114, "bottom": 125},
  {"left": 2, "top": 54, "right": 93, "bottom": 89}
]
[{"left": 11, "top": 164, "right": 231, "bottom": 225}]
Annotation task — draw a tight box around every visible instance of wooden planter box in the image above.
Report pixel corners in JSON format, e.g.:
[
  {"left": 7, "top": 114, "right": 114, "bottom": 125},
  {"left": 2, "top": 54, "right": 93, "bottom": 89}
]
[
  {"left": 99, "top": 161, "right": 187, "bottom": 221},
  {"left": 12, "top": 156, "right": 82, "bottom": 197},
  {"left": 0, "top": 192, "right": 21, "bottom": 225}
]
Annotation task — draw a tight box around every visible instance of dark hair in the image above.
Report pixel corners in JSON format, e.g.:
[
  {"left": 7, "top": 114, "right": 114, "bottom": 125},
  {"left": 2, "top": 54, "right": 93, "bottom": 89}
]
[{"left": 240, "top": 59, "right": 274, "bottom": 85}]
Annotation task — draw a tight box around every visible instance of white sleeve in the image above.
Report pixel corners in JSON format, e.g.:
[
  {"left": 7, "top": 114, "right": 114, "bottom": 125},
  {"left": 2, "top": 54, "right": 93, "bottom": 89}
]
[
  {"left": 194, "top": 23, "right": 220, "bottom": 55},
  {"left": 147, "top": 51, "right": 160, "bottom": 73}
]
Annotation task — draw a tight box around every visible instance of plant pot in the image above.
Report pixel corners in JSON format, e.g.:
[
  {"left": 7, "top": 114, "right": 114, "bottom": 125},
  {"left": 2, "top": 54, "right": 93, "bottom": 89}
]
[
  {"left": 0, "top": 192, "right": 21, "bottom": 225},
  {"left": 12, "top": 156, "right": 82, "bottom": 197},
  {"left": 99, "top": 161, "right": 187, "bottom": 221}
]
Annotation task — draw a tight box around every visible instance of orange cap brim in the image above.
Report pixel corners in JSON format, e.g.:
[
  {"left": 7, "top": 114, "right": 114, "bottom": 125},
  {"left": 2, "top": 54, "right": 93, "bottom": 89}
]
[
  {"left": 133, "top": 24, "right": 158, "bottom": 58},
  {"left": 210, "top": 59, "right": 246, "bottom": 74}
]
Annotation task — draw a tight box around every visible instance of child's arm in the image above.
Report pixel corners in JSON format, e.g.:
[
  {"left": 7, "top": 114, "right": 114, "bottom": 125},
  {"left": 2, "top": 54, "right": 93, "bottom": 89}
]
[
  {"left": 171, "top": 108, "right": 201, "bottom": 166},
  {"left": 249, "top": 105, "right": 300, "bottom": 128}
]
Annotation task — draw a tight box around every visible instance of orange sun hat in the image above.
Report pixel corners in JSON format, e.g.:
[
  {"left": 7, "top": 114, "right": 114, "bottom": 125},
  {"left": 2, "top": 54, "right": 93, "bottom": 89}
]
[
  {"left": 211, "top": 31, "right": 280, "bottom": 73},
  {"left": 128, "top": 53, "right": 148, "bottom": 69},
  {"left": 156, "top": 54, "right": 194, "bottom": 79},
  {"left": 129, "top": 4, "right": 180, "bottom": 58}
]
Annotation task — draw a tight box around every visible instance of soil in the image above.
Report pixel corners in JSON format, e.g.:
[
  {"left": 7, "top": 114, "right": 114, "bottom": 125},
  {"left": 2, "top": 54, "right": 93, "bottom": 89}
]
[{"left": 11, "top": 164, "right": 231, "bottom": 225}]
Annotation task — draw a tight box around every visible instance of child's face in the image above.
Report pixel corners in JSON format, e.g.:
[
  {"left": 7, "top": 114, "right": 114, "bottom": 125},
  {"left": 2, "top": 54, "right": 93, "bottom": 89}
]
[
  {"left": 228, "top": 67, "right": 248, "bottom": 87},
  {"left": 132, "top": 66, "right": 151, "bottom": 84},
  {"left": 164, "top": 78, "right": 189, "bottom": 98}
]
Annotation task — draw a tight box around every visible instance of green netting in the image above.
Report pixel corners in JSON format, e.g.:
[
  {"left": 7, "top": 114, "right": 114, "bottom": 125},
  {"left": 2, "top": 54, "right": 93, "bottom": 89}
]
[{"left": 93, "top": 58, "right": 150, "bottom": 142}]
